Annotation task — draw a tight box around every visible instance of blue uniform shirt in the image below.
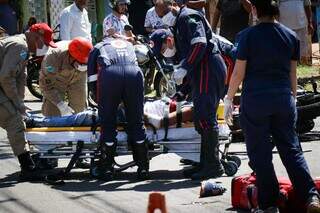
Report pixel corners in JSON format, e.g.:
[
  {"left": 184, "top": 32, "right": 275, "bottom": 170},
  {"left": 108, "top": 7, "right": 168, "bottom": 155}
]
[
  {"left": 236, "top": 22, "right": 300, "bottom": 95},
  {"left": 87, "top": 38, "right": 137, "bottom": 83},
  {"left": 173, "top": 6, "right": 219, "bottom": 76}
]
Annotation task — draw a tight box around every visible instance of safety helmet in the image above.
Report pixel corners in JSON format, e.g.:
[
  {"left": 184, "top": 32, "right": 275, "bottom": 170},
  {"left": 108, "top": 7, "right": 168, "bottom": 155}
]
[
  {"left": 109, "top": 0, "right": 130, "bottom": 9},
  {"left": 68, "top": 37, "right": 93, "bottom": 64},
  {"left": 134, "top": 44, "right": 150, "bottom": 65}
]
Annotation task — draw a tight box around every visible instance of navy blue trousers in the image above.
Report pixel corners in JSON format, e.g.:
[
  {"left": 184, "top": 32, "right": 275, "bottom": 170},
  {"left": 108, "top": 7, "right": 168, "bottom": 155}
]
[
  {"left": 98, "top": 64, "right": 145, "bottom": 143},
  {"left": 240, "top": 92, "right": 319, "bottom": 209},
  {"left": 191, "top": 53, "right": 226, "bottom": 133}
]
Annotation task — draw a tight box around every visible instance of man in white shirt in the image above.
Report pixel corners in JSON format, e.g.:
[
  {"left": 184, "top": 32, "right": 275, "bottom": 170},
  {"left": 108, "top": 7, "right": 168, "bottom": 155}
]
[
  {"left": 59, "top": 0, "right": 92, "bottom": 42},
  {"left": 144, "top": 0, "right": 173, "bottom": 34},
  {"left": 278, "top": 0, "right": 313, "bottom": 65},
  {"left": 103, "top": 0, "right": 135, "bottom": 42}
]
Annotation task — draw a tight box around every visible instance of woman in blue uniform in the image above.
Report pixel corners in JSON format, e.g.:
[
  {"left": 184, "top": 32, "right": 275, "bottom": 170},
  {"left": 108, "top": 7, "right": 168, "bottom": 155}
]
[{"left": 224, "top": 0, "right": 320, "bottom": 212}]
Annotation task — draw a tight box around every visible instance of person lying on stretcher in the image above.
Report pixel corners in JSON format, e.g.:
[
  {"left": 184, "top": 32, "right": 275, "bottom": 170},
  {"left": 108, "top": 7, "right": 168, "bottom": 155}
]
[{"left": 25, "top": 98, "right": 195, "bottom": 129}]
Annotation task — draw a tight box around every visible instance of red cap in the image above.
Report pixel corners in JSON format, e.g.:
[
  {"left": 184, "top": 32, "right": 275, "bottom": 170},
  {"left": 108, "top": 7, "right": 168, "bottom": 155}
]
[
  {"left": 30, "top": 23, "right": 57, "bottom": 48},
  {"left": 68, "top": 37, "right": 93, "bottom": 64}
]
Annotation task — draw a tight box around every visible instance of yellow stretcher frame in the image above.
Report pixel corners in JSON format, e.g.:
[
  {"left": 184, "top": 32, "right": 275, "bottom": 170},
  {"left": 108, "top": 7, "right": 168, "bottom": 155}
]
[{"left": 26, "top": 120, "right": 226, "bottom": 132}]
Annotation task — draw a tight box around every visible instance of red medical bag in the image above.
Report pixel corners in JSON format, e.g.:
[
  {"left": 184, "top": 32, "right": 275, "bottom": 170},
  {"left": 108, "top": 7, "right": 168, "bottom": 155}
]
[
  {"left": 281, "top": 178, "right": 320, "bottom": 213},
  {"left": 231, "top": 173, "right": 292, "bottom": 210}
]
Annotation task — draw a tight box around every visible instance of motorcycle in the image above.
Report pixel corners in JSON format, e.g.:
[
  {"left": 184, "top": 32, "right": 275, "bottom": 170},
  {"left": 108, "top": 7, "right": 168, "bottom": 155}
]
[
  {"left": 134, "top": 35, "right": 176, "bottom": 97},
  {"left": 26, "top": 56, "right": 44, "bottom": 100},
  {"left": 230, "top": 81, "right": 320, "bottom": 142}
]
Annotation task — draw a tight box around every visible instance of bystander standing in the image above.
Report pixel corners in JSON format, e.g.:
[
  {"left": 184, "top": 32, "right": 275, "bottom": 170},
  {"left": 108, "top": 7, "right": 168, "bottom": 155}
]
[
  {"left": 278, "top": 0, "right": 313, "bottom": 65},
  {"left": 59, "top": 0, "right": 92, "bottom": 42},
  {"left": 212, "top": 0, "right": 252, "bottom": 42}
]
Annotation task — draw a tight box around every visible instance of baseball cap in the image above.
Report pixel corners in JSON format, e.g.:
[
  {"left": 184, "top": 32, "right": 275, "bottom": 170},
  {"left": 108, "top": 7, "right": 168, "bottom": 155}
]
[
  {"left": 175, "top": 0, "right": 187, "bottom": 4},
  {"left": 149, "top": 29, "right": 173, "bottom": 57},
  {"left": 29, "top": 23, "right": 57, "bottom": 48}
]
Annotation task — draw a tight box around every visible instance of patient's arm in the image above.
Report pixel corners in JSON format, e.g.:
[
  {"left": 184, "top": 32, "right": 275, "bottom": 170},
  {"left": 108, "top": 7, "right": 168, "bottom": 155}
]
[
  {"left": 165, "top": 106, "right": 193, "bottom": 126},
  {"left": 144, "top": 106, "right": 193, "bottom": 128}
]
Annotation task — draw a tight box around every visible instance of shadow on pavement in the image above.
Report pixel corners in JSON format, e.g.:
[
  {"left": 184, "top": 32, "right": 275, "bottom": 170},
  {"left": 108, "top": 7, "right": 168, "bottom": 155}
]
[
  {"left": 0, "top": 172, "right": 20, "bottom": 188},
  {"left": 0, "top": 152, "right": 15, "bottom": 160},
  {"left": 49, "top": 169, "right": 198, "bottom": 193},
  {"left": 0, "top": 168, "right": 198, "bottom": 193}
]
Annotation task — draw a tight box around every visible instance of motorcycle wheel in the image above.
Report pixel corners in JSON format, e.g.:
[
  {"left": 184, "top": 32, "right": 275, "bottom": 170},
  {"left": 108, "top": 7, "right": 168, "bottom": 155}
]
[
  {"left": 226, "top": 155, "right": 241, "bottom": 167},
  {"left": 154, "top": 72, "right": 175, "bottom": 97},
  {"left": 27, "top": 67, "right": 43, "bottom": 100},
  {"left": 296, "top": 119, "right": 315, "bottom": 134}
]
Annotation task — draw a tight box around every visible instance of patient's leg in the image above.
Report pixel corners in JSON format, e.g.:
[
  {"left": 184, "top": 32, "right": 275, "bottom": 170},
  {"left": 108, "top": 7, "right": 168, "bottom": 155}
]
[{"left": 26, "top": 110, "right": 95, "bottom": 127}]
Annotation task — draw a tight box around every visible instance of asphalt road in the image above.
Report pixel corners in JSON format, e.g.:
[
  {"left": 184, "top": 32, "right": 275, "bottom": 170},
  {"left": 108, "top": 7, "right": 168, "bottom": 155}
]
[{"left": 0, "top": 91, "right": 320, "bottom": 213}]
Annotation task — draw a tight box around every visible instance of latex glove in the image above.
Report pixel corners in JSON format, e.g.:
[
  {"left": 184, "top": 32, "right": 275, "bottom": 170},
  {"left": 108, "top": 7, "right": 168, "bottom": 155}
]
[
  {"left": 223, "top": 96, "right": 233, "bottom": 126},
  {"left": 173, "top": 67, "right": 187, "bottom": 85},
  {"left": 57, "top": 101, "right": 74, "bottom": 116}
]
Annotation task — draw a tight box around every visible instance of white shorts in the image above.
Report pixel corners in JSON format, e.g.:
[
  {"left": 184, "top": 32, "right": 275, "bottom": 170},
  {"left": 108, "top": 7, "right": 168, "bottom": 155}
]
[{"left": 293, "top": 27, "right": 308, "bottom": 58}]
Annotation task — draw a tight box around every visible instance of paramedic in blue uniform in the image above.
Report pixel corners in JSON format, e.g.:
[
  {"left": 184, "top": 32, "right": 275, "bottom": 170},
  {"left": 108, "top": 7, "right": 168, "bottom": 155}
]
[
  {"left": 224, "top": 0, "right": 320, "bottom": 212},
  {"left": 150, "top": 2, "right": 226, "bottom": 180},
  {"left": 87, "top": 37, "right": 149, "bottom": 181}
]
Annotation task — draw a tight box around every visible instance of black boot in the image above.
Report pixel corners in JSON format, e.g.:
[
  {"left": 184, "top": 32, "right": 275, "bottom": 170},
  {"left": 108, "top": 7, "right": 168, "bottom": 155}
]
[
  {"left": 191, "top": 130, "right": 224, "bottom": 180},
  {"left": 132, "top": 141, "right": 150, "bottom": 180},
  {"left": 182, "top": 137, "right": 205, "bottom": 178},
  {"left": 96, "top": 142, "right": 116, "bottom": 181},
  {"left": 18, "top": 152, "right": 40, "bottom": 181}
]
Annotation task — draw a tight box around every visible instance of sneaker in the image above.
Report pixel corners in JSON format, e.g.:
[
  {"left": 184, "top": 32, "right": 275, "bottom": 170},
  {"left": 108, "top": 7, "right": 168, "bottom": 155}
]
[{"left": 307, "top": 195, "right": 320, "bottom": 213}]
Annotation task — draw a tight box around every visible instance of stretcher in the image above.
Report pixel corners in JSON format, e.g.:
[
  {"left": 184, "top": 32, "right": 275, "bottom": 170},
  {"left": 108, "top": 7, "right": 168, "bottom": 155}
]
[{"left": 26, "top": 111, "right": 240, "bottom": 179}]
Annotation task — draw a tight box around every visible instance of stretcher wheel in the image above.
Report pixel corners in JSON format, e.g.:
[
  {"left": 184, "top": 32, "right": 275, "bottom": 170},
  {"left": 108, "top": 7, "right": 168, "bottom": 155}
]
[
  {"left": 222, "top": 161, "right": 238, "bottom": 177},
  {"left": 226, "top": 155, "right": 241, "bottom": 167}
]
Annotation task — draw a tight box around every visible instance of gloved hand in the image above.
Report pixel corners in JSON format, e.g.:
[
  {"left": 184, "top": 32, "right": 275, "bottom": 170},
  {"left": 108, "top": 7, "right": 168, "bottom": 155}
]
[
  {"left": 173, "top": 67, "right": 187, "bottom": 86},
  {"left": 172, "top": 91, "right": 185, "bottom": 102},
  {"left": 223, "top": 96, "right": 233, "bottom": 126},
  {"left": 57, "top": 101, "right": 74, "bottom": 116}
]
